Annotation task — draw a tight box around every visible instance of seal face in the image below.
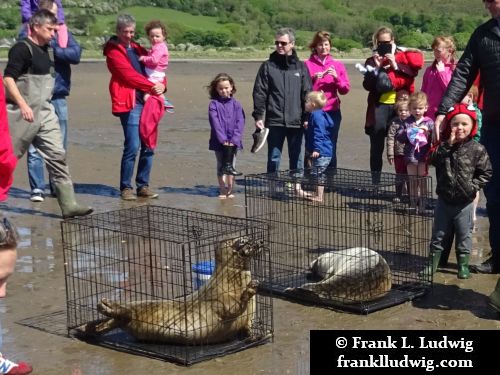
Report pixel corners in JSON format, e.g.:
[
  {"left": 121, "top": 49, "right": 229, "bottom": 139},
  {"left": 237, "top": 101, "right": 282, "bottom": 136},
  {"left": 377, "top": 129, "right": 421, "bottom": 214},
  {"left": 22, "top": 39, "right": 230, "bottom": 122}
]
[
  {"left": 86, "top": 236, "right": 264, "bottom": 345},
  {"left": 286, "top": 247, "right": 392, "bottom": 303}
]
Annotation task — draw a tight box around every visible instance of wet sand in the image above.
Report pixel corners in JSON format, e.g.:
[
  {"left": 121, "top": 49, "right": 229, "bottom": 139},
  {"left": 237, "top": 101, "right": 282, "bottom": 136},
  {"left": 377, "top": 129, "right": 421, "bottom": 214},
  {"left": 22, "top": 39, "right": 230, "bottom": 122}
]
[{"left": 0, "top": 60, "right": 499, "bottom": 374}]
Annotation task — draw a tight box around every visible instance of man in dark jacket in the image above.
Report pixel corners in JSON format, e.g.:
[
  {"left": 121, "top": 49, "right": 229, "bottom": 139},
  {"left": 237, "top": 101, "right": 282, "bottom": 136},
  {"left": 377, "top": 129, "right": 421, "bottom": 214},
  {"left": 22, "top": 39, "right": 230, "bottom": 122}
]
[
  {"left": 252, "top": 28, "right": 312, "bottom": 173},
  {"left": 434, "top": 0, "right": 500, "bottom": 275},
  {"left": 22, "top": 0, "right": 82, "bottom": 202}
]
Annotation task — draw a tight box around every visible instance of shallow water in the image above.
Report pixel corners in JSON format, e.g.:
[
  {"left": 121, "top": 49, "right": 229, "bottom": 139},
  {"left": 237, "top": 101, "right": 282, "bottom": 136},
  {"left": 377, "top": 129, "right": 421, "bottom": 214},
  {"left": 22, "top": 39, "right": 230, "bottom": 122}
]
[{"left": 0, "top": 61, "right": 498, "bottom": 374}]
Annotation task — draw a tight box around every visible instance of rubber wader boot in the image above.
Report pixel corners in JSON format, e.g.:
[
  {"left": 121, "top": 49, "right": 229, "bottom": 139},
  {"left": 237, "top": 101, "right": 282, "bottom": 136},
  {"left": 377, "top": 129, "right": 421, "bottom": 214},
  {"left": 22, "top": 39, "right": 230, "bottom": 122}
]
[
  {"left": 221, "top": 145, "right": 242, "bottom": 176},
  {"left": 489, "top": 278, "right": 500, "bottom": 312},
  {"left": 55, "top": 183, "right": 93, "bottom": 219},
  {"left": 457, "top": 253, "right": 471, "bottom": 279},
  {"left": 422, "top": 251, "right": 442, "bottom": 278}
]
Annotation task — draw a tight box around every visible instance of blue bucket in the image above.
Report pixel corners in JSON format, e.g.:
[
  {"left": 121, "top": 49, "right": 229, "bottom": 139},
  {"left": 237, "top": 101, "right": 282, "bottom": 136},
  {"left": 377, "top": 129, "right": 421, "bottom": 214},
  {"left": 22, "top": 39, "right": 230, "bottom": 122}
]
[{"left": 192, "top": 260, "right": 215, "bottom": 289}]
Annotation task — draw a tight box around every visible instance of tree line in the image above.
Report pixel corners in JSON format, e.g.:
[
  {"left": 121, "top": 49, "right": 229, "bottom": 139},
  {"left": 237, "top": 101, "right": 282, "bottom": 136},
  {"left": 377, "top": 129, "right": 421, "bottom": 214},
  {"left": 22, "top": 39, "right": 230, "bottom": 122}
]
[{"left": 0, "top": 0, "right": 487, "bottom": 50}]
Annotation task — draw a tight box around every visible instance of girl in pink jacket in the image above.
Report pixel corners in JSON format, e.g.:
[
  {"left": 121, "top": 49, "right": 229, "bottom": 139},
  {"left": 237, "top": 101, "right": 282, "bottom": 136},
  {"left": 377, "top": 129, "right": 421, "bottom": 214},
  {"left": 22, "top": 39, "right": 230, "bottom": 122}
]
[
  {"left": 420, "top": 36, "right": 456, "bottom": 120},
  {"left": 304, "top": 31, "right": 350, "bottom": 169},
  {"left": 138, "top": 20, "right": 172, "bottom": 109}
]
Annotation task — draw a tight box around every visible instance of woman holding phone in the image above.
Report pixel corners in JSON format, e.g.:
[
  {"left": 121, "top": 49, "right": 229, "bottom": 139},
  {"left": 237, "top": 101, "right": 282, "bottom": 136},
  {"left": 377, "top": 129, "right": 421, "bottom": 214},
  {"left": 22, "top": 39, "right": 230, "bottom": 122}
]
[{"left": 362, "top": 26, "right": 424, "bottom": 181}]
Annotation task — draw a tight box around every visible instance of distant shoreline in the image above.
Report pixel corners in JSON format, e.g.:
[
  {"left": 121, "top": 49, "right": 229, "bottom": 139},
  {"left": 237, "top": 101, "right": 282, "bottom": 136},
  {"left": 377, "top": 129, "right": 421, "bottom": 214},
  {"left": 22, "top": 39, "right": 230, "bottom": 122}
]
[{"left": 0, "top": 57, "right": 441, "bottom": 64}]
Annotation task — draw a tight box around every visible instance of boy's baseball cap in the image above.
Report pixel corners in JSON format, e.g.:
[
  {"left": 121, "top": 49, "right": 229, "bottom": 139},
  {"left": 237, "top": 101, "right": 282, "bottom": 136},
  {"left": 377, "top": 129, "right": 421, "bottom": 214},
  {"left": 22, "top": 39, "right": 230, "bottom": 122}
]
[{"left": 443, "top": 103, "right": 478, "bottom": 139}]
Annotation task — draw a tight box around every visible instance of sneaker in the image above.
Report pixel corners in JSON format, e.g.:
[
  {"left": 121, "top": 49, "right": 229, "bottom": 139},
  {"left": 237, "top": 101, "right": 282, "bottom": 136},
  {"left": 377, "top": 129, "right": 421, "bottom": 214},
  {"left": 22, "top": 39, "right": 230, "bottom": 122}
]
[
  {"left": 30, "top": 192, "right": 45, "bottom": 202},
  {"left": 164, "top": 98, "right": 175, "bottom": 114},
  {"left": 137, "top": 186, "right": 159, "bottom": 199},
  {"left": 251, "top": 128, "right": 269, "bottom": 153},
  {"left": 0, "top": 353, "right": 33, "bottom": 374},
  {"left": 120, "top": 188, "right": 137, "bottom": 201}
]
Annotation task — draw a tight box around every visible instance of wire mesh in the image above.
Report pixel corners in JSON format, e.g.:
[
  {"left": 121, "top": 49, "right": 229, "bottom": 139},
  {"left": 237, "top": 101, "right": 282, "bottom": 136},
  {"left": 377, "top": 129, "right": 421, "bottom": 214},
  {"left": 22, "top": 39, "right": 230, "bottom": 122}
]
[
  {"left": 245, "top": 168, "right": 433, "bottom": 314},
  {"left": 61, "top": 205, "right": 272, "bottom": 365}
]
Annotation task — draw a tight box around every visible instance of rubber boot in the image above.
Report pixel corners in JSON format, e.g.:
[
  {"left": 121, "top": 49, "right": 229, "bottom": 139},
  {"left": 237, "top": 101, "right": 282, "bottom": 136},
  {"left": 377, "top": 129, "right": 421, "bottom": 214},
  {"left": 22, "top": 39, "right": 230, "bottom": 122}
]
[
  {"left": 54, "top": 183, "right": 94, "bottom": 219},
  {"left": 221, "top": 145, "right": 242, "bottom": 176},
  {"left": 457, "top": 253, "right": 471, "bottom": 279},
  {"left": 489, "top": 278, "right": 500, "bottom": 312},
  {"left": 422, "top": 251, "right": 442, "bottom": 278}
]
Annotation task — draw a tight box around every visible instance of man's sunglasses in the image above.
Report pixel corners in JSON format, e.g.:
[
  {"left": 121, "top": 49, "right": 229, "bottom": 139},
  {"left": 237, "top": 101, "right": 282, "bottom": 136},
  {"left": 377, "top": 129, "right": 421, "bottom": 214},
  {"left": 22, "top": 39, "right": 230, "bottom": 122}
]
[{"left": 275, "top": 41, "right": 289, "bottom": 47}]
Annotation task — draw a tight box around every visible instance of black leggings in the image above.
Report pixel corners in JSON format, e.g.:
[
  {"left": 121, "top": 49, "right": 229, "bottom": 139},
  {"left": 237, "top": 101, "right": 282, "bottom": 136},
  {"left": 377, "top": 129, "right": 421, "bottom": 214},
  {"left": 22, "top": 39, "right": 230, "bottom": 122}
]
[{"left": 369, "top": 103, "right": 395, "bottom": 172}]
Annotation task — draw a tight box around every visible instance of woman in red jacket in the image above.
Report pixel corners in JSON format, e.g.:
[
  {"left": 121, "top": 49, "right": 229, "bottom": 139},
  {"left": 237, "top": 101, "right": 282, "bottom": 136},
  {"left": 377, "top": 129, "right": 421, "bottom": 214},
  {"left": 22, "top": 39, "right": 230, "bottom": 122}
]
[
  {"left": 0, "top": 75, "right": 17, "bottom": 202},
  {"left": 362, "top": 26, "right": 423, "bottom": 182},
  {"left": 0, "top": 78, "right": 32, "bottom": 374},
  {"left": 103, "top": 14, "right": 165, "bottom": 201}
]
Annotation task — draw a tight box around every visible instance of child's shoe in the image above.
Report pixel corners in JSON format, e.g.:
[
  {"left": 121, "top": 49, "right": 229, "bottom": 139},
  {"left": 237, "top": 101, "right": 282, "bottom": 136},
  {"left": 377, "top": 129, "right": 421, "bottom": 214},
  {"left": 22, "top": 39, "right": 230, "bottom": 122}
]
[
  {"left": 355, "top": 63, "right": 378, "bottom": 76},
  {"left": 251, "top": 128, "right": 269, "bottom": 153},
  {"left": 0, "top": 353, "right": 32, "bottom": 374},
  {"left": 164, "top": 98, "right": 175, "bottom": 114},
  {"left": 355, "top": 63, "right": 368, "bottom": 75}
]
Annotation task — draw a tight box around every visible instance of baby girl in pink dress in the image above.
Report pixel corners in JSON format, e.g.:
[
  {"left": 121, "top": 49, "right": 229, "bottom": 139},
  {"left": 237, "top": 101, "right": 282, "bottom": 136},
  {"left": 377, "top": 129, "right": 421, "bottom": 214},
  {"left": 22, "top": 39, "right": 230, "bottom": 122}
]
[{"left": 138, "top": 20, "right": 174, "bottom": 112}]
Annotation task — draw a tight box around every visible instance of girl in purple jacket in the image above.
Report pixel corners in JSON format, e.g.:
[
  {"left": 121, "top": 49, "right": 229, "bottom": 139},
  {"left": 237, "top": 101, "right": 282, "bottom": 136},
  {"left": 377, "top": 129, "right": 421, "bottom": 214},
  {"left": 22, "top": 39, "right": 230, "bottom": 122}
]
[{"left": 207, "top": 73, "right": 245, "bottom": 199}]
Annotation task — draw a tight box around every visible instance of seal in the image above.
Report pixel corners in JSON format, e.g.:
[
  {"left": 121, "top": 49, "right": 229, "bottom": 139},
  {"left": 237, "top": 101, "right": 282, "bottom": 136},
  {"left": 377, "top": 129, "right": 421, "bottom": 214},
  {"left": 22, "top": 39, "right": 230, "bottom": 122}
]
[
  {"left": 85, "top": 236, "right": 263, "bottom": 345},
  {"left": 285, "top": 247, "right": 392, "bottom": 303}
]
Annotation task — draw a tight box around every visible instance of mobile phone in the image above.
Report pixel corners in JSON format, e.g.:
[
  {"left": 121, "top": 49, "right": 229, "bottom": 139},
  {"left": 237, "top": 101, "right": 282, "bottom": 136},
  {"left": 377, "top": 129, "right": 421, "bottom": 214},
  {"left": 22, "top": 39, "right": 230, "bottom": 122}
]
[{"left": 377, "top": 43, "right": 392, "bottom": 57}]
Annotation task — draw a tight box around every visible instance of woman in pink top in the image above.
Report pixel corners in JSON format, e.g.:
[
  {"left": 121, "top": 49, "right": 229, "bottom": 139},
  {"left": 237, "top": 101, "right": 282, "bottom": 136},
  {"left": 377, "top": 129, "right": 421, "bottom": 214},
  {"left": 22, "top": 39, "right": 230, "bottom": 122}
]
[
  {"left": 420, "top": 36, "right": 456, "bottom": 120},
  {"left": 305, "top": 31, "right": 351, "bottom": 169}
]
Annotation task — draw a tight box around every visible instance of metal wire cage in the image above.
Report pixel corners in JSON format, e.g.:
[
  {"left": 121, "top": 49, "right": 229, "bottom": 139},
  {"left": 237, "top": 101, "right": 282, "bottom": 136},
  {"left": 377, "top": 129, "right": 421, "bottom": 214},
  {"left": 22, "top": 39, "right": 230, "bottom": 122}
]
[
  {"left": 245, "top": 168, "right": 433, "bottom": 314},
  {"left": 61, "top": 205, "right": 272, "bottom": 365}
]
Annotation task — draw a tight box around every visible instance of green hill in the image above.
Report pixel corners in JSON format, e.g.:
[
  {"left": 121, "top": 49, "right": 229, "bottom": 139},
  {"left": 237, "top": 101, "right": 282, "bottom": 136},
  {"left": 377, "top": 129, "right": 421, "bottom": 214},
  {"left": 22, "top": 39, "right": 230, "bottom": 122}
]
[{"left": 0, "top": 0, "right": 489, "bottom": 52}]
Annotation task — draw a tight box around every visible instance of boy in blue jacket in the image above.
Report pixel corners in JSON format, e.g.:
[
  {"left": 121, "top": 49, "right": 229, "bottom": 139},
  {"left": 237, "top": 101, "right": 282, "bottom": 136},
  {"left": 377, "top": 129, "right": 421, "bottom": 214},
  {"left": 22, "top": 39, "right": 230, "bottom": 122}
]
[{"left": 298, "top": 91, "right": 334, "bottom": 202}]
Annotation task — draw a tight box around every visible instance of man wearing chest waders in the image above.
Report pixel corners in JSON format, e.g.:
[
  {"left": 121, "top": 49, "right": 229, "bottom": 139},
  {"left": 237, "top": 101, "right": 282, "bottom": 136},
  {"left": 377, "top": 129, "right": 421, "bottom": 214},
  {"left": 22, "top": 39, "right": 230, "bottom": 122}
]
[{"left": 3, "top": 9, "right": 92, "bottom": 218}]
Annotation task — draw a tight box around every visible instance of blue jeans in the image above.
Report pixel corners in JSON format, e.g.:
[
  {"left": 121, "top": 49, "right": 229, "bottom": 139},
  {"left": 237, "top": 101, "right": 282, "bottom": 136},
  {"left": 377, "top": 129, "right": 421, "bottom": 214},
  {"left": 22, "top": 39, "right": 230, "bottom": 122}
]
[
  {"left": 119, "top": 104, "right": 154, "bottom": 191},
  {"left": 27, "top": 97, "right": 68, "bottom": 194},
  {"left": 266, "top": 126, "right": 304, "bottom": 173},
  {"left": 430, "top": 198, "right": 473, "bottom": 255},
  {"left": 326, "top": 110, "right": 342, "bottom": 170}
]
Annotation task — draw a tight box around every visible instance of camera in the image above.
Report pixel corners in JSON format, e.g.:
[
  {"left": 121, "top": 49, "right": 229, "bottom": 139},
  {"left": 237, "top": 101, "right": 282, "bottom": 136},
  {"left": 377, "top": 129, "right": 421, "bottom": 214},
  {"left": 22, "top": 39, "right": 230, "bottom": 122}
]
[{"left": 377, "top": 43, "right": 392, "bottom": 57}]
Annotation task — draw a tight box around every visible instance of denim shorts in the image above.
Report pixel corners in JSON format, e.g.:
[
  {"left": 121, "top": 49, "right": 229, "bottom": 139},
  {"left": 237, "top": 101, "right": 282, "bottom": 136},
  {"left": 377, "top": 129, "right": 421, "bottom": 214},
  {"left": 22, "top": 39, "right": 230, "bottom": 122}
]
[{"left": 310, "top": 156, "right": 332, "bottom": 182}]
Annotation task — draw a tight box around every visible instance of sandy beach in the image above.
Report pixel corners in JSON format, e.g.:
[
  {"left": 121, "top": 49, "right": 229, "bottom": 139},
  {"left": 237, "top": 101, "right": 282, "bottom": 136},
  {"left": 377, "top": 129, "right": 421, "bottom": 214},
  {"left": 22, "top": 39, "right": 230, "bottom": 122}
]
[{"left": 0, "top": 60, "right": 498, "bottom": 374}]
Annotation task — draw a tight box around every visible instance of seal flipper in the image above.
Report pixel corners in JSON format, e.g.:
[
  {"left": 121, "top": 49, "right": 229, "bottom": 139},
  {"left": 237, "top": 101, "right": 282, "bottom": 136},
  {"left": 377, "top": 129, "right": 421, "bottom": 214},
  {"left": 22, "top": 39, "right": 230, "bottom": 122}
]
[
  {"left": 98, "top": 298, "right": 132, "bottom": 319},
  {"left": 84, "top": 298, "right": 133, "bottom": 335},
  {"left": 284, "top": 286, "right": 321, "bottom": 300}
]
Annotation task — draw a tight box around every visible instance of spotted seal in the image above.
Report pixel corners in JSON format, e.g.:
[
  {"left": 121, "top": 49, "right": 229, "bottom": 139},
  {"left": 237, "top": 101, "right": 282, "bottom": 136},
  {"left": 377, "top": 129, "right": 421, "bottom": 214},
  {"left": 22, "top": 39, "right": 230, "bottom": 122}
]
[
  {"left": 85, "top": 236, "right": 263, "bottom": 344},
  {"left": 286, "top": 247, "right": 392, "bottom": 303}
]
